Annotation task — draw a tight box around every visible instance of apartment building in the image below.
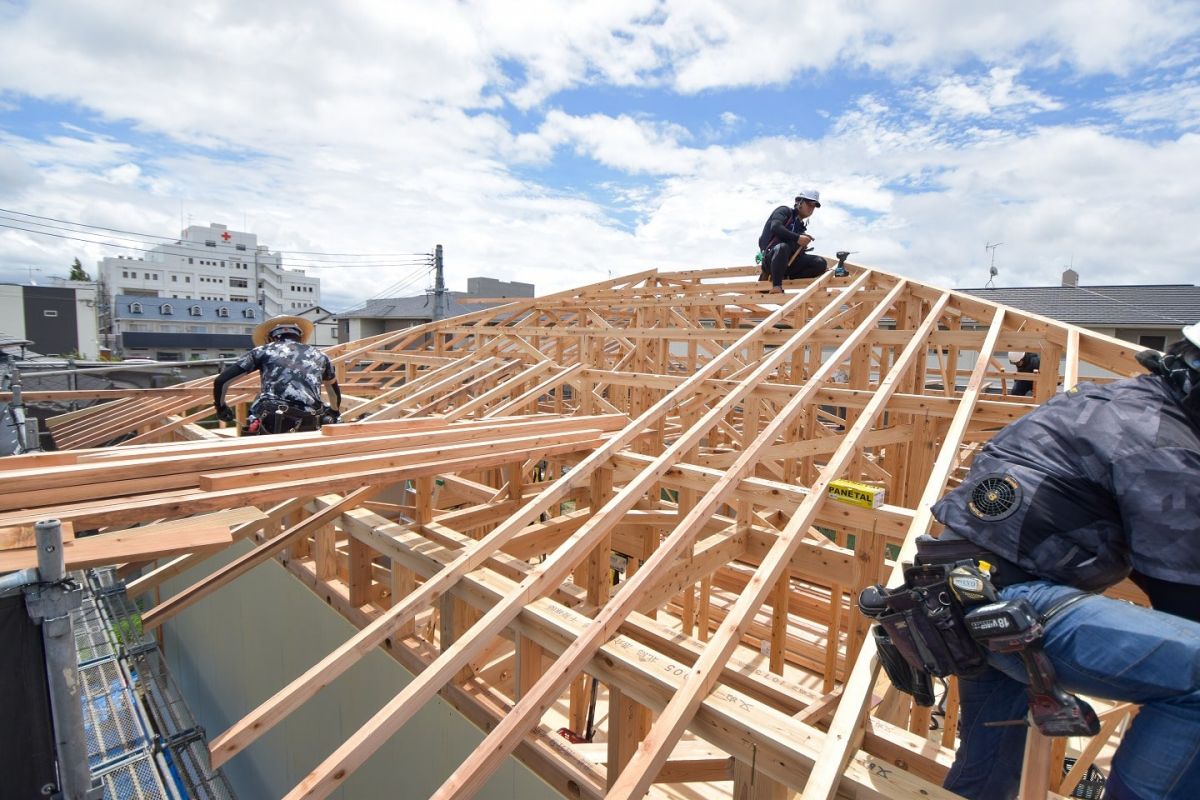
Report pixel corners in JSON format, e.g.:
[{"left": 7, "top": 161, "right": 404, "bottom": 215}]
[{"left": 97, "top": 222, "right": 321, "bottom": 358}]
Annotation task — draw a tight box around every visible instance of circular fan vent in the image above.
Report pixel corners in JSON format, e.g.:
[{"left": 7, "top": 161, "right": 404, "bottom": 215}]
[{"left": 968, "top": 474, "right": 1022, "bottom": 521}]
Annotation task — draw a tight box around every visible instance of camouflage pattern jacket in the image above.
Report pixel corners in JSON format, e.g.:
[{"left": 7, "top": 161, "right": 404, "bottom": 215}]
[
  {"left": 932, "top": 374, "right": 1200, "bottom": 591},
  {"left": 236, "top": 340, "right": 334, "bottom": 415}
]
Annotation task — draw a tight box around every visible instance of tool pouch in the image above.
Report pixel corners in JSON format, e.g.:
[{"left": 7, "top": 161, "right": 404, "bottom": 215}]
[
  {"left": 255, "top": 399, "right": 320, "bottom": 434},
  {"left": 872, "top": 625, "right": 936, "bottom": 706},
  {"left": 860, "top": 563, "right": 989, "bottom": 693}
]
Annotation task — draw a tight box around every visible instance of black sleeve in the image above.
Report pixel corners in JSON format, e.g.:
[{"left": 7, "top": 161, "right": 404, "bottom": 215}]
[
  {"left": 213, "top": 362, "right": 251, "bottom": 407},
  {"left": 759, "top": 206, "right": 801, "bottom": 249},
  {"left": 767, "top": 207, "right": 802, "bottom": 245}
]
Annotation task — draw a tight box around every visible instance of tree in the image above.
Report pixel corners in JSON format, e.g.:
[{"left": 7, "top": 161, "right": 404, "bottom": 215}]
[{"left": 68, "top": 258, "right": 91, "bottom": 281}]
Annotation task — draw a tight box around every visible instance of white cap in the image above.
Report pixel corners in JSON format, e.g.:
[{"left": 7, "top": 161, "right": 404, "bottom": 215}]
[
  {"left": 795, "top": 189, "right": 821, "bottom": 208},
  {"left": 1008, "top": 352, "right": 1024, "bottom": 364},
  {"left": 1184, "top": 322, "right": 1200, "bottom": 348}
]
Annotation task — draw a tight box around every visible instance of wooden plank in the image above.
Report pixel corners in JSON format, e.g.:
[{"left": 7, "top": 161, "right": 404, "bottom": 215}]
[
  {"left": 0, "top": 520, "right": 231, "bottom": 572},
  {"left": 0, "top": 521, "right": 75, "bottom": 552}
]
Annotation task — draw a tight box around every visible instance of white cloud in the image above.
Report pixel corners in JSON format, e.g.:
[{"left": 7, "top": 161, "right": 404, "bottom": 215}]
[
  {"left": 1104, "top": 82, "right": 1200, "bottom": 131},
  {"left": 0, "top": 0, "right": 1198, "bottom": 310},
  {"left": 918, "top": 68, "right": 1064, "bottom": 119}
]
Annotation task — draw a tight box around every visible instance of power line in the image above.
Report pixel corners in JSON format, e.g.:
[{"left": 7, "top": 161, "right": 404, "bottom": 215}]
[
  {"left": 0, "top": 221, "right": 433, "bottom": 269},
  {"left": 337, "top": 265, "right": 434, "bottom": 314},
  {"left": 0, "top": 207, "right": 430, "bottom": 258}
]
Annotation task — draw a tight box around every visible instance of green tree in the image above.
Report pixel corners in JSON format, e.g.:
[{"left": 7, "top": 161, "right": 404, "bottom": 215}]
[{"left": 68, "top": 258, "right": 91, "bottom": 281}]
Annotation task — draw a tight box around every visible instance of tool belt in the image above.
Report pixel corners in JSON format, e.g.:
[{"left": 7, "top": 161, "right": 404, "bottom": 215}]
[
  {"left": 250, "top": 398, "right": 320, "bottom": 434},
  {"left": 861, "top": 562, "right": 990, "bottom": 694},
  {"left": 913, "top": 534, "right": 1036, "bottom": 588}
]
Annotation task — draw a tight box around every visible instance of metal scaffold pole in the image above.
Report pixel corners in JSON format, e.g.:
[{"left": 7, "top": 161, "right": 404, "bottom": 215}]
[{"left": 25, "top": 519, "right": 102, "bottom": 800}]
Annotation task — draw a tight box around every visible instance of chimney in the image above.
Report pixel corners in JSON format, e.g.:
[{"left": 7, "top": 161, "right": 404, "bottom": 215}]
[{"left": 1061, "top": 268, "right": 1079, "bottom": 287}]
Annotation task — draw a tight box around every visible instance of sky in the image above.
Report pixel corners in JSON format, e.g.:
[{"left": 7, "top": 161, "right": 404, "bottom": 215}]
[{"left": 1, "top": 0, "right": 1198, "bottom": 312}]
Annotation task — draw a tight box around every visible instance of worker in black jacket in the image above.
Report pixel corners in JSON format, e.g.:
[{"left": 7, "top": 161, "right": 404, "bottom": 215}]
[
  {"left": 1007, "top": 351, "right": 1040, "bottom": 397},
  {"left": 930, "top": 326, "right": 1200, "bottom": 800},
  {"left": 757, "top": 190, "right": 827, "bottom": 293}
]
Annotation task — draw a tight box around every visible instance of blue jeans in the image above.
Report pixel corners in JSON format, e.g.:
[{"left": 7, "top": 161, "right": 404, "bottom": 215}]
[{"left": 945, "top": 581, "right": 1200, "bottom": 800}]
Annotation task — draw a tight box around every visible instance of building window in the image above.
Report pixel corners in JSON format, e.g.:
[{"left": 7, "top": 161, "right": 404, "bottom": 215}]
[
  {"left": 236, "top": 244, "right": 246, "bottom": 251},
  {"left": 242, "top": 308, "right": 256, "bottom": 319},
  {"left": 160, "top": 304, "right": 173, "bottom": 315},
  {"left": 217, "top": 307, "right": 229, "bottom": 318},
  {"left": 1139, "top": 334, "right": 1167, "bottom": 351},
  {"left": 171, "top": 275, "right": 178, "bottom": 282},
  {"left": 189, "top": 305, "right": 202, "bottom": 316},
  {"left": 230, "top": 278, "right": 248, "bottom": 288},
  {"left": 185, "top": 276, "right": 191, "bottom": 283},
  {"left": 122, "top": 270, "right": 128, "bottom": 278},
  {"left": 130, "top": 302, "right": 143, "bottom": 314},
  {"left": 188, "top": 257, "right": 194, "bottom": 264},
  {"left": 189, "top": 325, "right": 207, "bottom": 334},
  {"left": 205, "top": 240, "right": 216, "bottom": 247},
  {"left": 43, "top": 310, "right": 58, "bottom": 318}
]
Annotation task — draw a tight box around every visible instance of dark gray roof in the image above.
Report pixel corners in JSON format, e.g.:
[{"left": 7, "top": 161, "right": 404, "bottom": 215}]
[
  {"left": 338, "top": 292, "right": 498, "bottom": 320},
  {"left": 115, "top": 294, "right": 261, "bottom": 322},
  {"left": 961, "top": 284, "right": 1200, "bottom": 327}
]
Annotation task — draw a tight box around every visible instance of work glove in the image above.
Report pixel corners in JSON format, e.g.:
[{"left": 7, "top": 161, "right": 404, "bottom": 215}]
[
  {"left": 215, "top": 404, "right": 236, "bottom": 423},
  {"left": 319, "top": 405, "right": 341, "bottom": 425}
]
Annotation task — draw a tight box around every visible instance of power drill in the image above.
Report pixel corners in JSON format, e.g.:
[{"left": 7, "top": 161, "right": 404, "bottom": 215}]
[
  {"left": 833, "top": 250, "right": 852, "bottom": 278},
  {"left": 963, "top": 597, "right": 1100, "bottom": 737}
]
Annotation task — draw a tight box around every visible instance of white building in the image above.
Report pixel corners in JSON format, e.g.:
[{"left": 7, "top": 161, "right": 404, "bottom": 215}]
[{"left": 97, "top": 222, "right": 322, "bottom": 359}]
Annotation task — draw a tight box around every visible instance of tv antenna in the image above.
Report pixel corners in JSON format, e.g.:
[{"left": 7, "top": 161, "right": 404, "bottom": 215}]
[{"left": 985, "top": 241, "right": 1003, "bottom": 288}]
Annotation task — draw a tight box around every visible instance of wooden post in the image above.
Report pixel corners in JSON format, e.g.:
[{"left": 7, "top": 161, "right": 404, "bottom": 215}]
[{"left": 606, "top": 686, "right": 651, "bottom": 788}]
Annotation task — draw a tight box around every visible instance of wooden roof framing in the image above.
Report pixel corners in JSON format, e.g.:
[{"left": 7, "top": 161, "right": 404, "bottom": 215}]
[{"left": 6, "top": 262, "right": 1152, "bottom": 799}]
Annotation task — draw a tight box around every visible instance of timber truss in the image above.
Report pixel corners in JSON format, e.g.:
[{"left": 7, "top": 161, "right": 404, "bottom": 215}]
[{"left": 3, "top": 263, "right": 1150, "bottom": 799}]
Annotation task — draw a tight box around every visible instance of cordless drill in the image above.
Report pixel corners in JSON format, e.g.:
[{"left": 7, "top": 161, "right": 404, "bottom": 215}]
[
  {"left": 833, "top": 251, "right": 852, "bottom": 278},
  {"left": 963, "top": 597, "right": 1100, "bottom": 737}
]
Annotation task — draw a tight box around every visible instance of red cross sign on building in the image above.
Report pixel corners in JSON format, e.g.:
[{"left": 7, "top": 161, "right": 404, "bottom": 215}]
[{"left": 221, "top": 231, "right": 232, "bottom": 241}]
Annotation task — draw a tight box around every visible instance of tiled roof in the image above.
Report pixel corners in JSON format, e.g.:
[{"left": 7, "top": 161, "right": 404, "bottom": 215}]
[
  {"left": 115, "top": 294, "right": 261, "bottom": 322},
  {"left": 961, "top": 284, "right": 1200, "bottom": 327}
]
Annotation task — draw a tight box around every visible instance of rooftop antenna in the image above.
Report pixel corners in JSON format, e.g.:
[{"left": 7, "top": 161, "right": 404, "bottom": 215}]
[
  {"left": 26, "top": 266, "right": 42, "bottom": 285},
  {"left": 985, "top": 241, "right": 1003, "bottom": 288}
]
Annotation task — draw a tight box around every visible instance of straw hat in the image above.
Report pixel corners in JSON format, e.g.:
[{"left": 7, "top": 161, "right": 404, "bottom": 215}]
[{"left": 252, "top": 314, "right": 314, "bottom": 347}]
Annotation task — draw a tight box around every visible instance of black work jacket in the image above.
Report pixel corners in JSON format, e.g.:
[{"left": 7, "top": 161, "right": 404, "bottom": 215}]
[
  {"left": 758, "top": 206, "right": 807, "bottom": 250},
  {"left": 932, "top": 375, "right": 1200, "bottom": 591}
]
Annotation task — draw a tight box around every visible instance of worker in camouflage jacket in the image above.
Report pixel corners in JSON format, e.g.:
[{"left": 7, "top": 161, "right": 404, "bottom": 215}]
[
  {"left": 212, "top": 315, "right": 340, "bottom": 434},
  {"left": 930, "top": 324, "right": 1200, "bottom": 800}
]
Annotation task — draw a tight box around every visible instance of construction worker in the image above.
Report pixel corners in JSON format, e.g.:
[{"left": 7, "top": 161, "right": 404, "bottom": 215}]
[
  {"left": 927, "top": 325, "right": 1200, "bottom": 800},
  {"left": 212, "top": 315, "right": 340, "bottom": 434},
  {"left": 1007, "top": 351, "right": 1040, "bottom": 397},
  {"left": 757, "top": 190, "right": 827, "bottom": 293}
]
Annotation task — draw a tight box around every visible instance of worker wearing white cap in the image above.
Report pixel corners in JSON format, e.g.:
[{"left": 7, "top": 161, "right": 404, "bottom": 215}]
[{"left": 756, "top": 189, "right": 827, "bottom": 293}]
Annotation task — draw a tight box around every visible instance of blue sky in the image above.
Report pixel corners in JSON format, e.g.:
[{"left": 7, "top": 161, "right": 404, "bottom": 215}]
[{"left": 1, "top": 1, "right": 1198, "bottom": 312}]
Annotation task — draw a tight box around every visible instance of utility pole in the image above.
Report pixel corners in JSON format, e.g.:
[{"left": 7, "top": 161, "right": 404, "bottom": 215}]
[{"left": 432, "top": 244, "right": 446, "bottom": 321}]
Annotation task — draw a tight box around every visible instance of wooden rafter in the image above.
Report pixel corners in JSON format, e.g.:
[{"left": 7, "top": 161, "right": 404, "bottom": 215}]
[{"left": 5, "top": 260, "right": 1150, "bottom": 800}]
